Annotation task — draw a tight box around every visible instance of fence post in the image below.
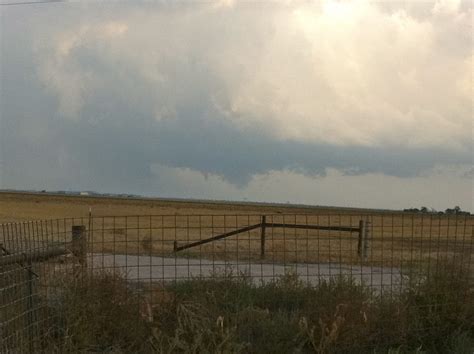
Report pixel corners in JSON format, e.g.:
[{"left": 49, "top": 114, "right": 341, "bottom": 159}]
[
  {"left": 363, "top": 220, "right": 370, "bottom": 261},
  {"left": 72, "top": 225, "right": 87, "bottom": 267},
  {"left": 358, "top": 220, "right": 365, "bottom": 260},
  {"left": 260, "top": 216, "right": 266, "bottom": 259}
]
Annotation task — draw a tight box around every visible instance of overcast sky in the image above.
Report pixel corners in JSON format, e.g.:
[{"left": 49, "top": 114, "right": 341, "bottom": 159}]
[{"left": 0, "top": 0, "right": 472, "bottom": 211}]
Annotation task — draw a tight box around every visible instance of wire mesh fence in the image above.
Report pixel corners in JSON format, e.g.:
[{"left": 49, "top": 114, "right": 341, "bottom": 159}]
[{"left": 1, "top": 213, "right": 473, "bottom": 352}]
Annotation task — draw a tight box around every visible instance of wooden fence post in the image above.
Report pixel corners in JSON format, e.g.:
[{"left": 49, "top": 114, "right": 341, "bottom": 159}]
[
  {"left": 260, "top": 216, "right": 266, "bottom": 259},
  {"left": 72, "top": 225, "right": 87, "bottom": 267}
]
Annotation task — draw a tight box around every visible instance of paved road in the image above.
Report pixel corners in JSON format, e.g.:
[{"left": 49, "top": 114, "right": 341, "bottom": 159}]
[{"left": 89, "top": 253, "right": 402, "bottom": 291}]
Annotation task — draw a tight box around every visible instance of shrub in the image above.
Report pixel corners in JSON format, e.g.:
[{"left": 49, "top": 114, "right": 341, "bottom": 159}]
[
  {"left": 402, "top": 259, "right": 474, "bottom": 352},
  {"left": 42, "top": 271, "right": 155, "bottom": 353},
  {"left": 37, "top": 260, "right": 473, "bottom": 353}
]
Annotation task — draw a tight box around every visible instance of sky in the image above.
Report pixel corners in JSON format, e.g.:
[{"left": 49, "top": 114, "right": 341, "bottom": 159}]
[{"left": 0, "top": 0, "right": 472, "bottom": 211}]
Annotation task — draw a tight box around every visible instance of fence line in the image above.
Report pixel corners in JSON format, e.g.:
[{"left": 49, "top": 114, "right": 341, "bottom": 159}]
[
  {"left": 1, "top": 213, "right": 473, "bottom": 352},
  {"left": 173, "top": 215, "right": 367, "bottom": 260}
]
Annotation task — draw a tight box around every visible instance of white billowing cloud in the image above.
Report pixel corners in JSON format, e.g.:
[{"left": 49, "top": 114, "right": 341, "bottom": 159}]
[
  {"left": 432, "top": 0, "right": 462, "bottom": 15},
  {"left": 36, "top": 0, "right": 471, "bottom": 149},
  {"left": 227, "top": 0, "right": 471, "bottom": 148},
  {"left": 150, "top": 163, "right": 473, "bottom": 212},
  {"left": 212, "top": 0, "right": 236, "bottom": 9},
  {"left": 36, "top": 21, "right": 129, "bottom": 118}
]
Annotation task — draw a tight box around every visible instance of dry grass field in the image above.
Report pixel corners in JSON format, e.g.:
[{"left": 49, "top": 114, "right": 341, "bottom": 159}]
[
  {"left": 1, "top": 191, "right": 472, "bottom": 268},
  {"left": 0, "top": 191, "right": 377, "bottom": 223}
]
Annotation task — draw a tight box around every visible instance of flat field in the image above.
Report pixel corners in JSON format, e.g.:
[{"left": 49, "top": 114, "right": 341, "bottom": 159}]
[{"left": 1, "top": 192, "right": 472, "bottom": 268}]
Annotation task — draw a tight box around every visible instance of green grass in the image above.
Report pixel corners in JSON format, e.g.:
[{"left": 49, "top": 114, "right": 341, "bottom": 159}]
[{"left": 23, "top": 260, "right": 474, "bottom": 353}]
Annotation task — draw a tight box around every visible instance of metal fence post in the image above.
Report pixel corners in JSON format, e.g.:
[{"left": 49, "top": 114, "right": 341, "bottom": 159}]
[
  {"left": 363, "top": 220, "right": 370, "bottom": 261},
  {"left": 260, "top": 216, "right": 266, "bottom": 259},
  {"left": 26, "top": 259, "right": 34, "bottom": 354},
  {"left": 358, "top": 220, "right": 364, "bottom": 260},
  {"left": 72, "top": 225, "right": 87, "bottom": 267}
]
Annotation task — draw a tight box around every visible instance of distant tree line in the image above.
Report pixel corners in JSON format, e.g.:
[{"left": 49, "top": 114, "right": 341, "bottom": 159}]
[{"left": 403, "top": 206, "right": 470, "bottom": 215}]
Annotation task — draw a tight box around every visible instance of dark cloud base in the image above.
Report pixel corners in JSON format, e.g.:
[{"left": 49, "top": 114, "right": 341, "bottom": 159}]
[{"left": 2, "top": 81, "right": 471, "bottom": 193}]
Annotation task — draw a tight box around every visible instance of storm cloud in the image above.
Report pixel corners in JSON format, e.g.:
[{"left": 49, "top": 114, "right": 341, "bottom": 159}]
[{"left": 0, "top": 0, "right": 472, "bottom": 211}]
